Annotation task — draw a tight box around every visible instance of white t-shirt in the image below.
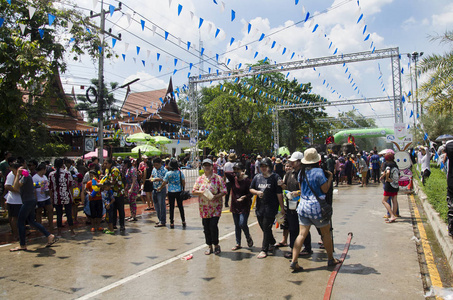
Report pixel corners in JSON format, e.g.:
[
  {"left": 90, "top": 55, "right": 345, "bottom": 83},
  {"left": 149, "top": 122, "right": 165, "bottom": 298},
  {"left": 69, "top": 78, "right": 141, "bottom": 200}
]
[
  {"left": 33, "top": 174, "right": 50, "bottom": 202},
  {"left": 5, "top": 172, "right": 22, "bottom": 205},
  {"left": 224, "top": 161, "right": 235, "bottom": 183}
]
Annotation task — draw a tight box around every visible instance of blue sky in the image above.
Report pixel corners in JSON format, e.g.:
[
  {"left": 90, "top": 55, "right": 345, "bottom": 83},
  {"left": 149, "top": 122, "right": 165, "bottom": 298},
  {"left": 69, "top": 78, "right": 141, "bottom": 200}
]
[{"left": 61, "top": 0, "right": 453, "bottom": 129}]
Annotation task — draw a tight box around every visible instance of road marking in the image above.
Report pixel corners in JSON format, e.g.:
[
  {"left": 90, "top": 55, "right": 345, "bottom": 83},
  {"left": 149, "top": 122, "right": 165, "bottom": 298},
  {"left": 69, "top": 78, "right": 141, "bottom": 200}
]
[
  {"left": 76, "top": 221, "right": 259, "bottom": 300},
  {"left": 409, "top": 194, "right": 443, "bottom": 294}
]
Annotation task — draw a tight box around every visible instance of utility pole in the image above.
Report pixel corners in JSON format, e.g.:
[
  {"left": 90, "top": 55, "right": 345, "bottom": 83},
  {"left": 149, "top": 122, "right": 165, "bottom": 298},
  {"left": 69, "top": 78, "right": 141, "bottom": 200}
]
[
  {"left": 90, "top": 1, "right": 122, "bottom": 165},
  {"left": 410, "top": 51, "right": 423, "bottom": 120},
  {"left": 407, "top": 54, "right": 416, "bottom": 131}
]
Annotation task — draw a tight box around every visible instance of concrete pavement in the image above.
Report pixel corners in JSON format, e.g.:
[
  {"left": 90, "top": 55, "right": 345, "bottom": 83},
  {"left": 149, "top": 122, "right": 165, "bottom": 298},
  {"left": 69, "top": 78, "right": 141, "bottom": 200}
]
[{"left": 0, "top": 183, "right": 436, "bottom": 299}]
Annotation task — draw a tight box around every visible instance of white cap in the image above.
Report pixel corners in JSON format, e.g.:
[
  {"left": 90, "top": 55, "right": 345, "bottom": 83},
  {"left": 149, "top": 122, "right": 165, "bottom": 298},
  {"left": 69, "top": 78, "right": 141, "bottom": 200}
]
[{"left": 288, "top": 151, "right": 304, "bottom": 162}]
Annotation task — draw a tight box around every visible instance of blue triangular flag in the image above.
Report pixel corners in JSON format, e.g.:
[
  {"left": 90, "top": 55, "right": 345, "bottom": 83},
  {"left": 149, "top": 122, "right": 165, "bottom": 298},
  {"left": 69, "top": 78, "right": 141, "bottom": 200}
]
[
  {"left": 409, "top": 110, "right": 413, "bottom": 118},
  {"left": 402, "top": 96, "right": 405, "bottom": 103},
  {"left": 122, "top": 54, "right": 126, "bottom": 61},
  {"left": 174, "top": 58, "right": 178, "bottom": 66},
  {"left": 254, "top": 52, "right": 258, "bottom": 58},
  {"left": 304, "top": 12, "right": 310, "bottom": 22},
  {"left": 440, "top": 161, "right": 445, "bottom": 170},
  {"left": 247, "top": 23, "right": 252, "bottom": 34},
  {"left": 215, "top": 28, "right": 220, "bottom": 38},
  {"left": 178, "top": 4, "right": 183, "bottom": 16},
  {"left": 86, "top": 27, "right": 91, "bottom": 34},
  {"left": 190, "top": 63, "right": 193, "bottom": 70},
  {"left": 159, "top": 97, "right": 164, "bottom": 103},
  {"left": 417, "top": 113, "right": 420, "bottom": 119},
  {"left": 0, "top": 18, "right": 4, "bottom": 28},
  {"left": 363, "top": 25, "right": 367, "bottom": 34},
  {"left": 142, "top": 60, "right": 145, "bottom": 67},
  {"left": 38, "top": 29, "right": 45, "bottom": 39},
  {"left": 312, "top": 24, "right": 318, "bottom": 33},
  {"left": 227, "top": 58, "right": 231, "bottom": 65},
  {"left": 112, "top": 38, "right": 117, "bottom": 48},
  {"left": 98, "top": 46, "right": 103, "bottom": 54},
  {"left": 48, "top": 14, "right": 56, "bottom": 26},
  {"left": 216, "top": 54, "right": 219, "bottom": 61},
  {"left": 230, "top": 37, "right": 235, "bottom": 46},
  {"left": 291, "top": 52, "right": 295, "bottom": 59},
  {"left": 109, "top": 5, "right": 115, "bottom": 16},
  {"left": 165, "top": 31, "right": 169, "bottom": 40},
  {"left": 199, "top": 18, "right": 204, "bottom": 28},
  {"left": 201, "top": 47, "right": 205, "bottom": 56},
  {"left": 173, "top": 69, "right": 177, "bottom": 75},
  {"left": 424, "top": 133, "right": 428, "bottom": 140},
  {"left": 271, "top": 41, "right": 276, "bottom": 48},
  {"left": 364, "top": 33, "right": 370, "bottom": 41},
  {"left": 357, "top": 13, "right": 363, "bottom": 23},
  {"left": 187, "top": 41, "right": 191, "bottom": 50},
  {"left": 408, "top": 91, "right": 412, "bottom": 97},
  {"left": 295, "top": 0, "right": 299, "bottom": 4},
  {"left": 282, "top": 47, "right": 286, "bottom": 55},
  {"left": 259, "top": 33, "right": 265, "bottom": 41},
  {"left": 157, "top": 53, "right": 160, "bottom": 61},
  {"left": 231, "top": 10, "right": 235, "bottom": 21},
  {"left": 69, "top": 38, "right": 75, "bottom": 43},
  {"left": 159, "top": 65, "right": 162, "bottom": 72},
  {"left": 141, "top": 20, "right": 145, "bottom": 31},
  {"left": 333, "top": 48, "right": 338, "bottom": 55},
  {"left": 136, "top": 46, "right": 140, "bottom": 55},
  {"left": 7, "top": 0, "right": 10, "bottom": 3}
]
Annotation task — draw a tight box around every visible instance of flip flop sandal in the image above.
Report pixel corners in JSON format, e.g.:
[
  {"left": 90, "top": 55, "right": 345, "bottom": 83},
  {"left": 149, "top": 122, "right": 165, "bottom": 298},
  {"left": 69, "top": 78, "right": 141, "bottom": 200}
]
[
  {"left": 46, "top": 237, "right": 59, "bottom": 248},
  {"left": 10, "top": 247, "right": 27, "bottom": 252},
  {"left": 274, "top": 242, "right": 287, "bottom": 248},
  {"left": 214, "top": 245, "right": 221, "bottom": 255},
  {"left": 231, "top": 245, "right": 242, "bottom": 251},
  {"left": 385, "top": 218, "right": 397, "bottom": 223},
  {"left": 257, "top": 251, "right": 267, "bottom": 259},
  {"left": 328, "top": 258, "right": 342, "bottom": 266},
  {"left": 204, "top": 248, "right": 213, "bottom": 255},
  {"left": 290, "top": 261, "right": 303, "bottom": 272},
  {"left": 300, "top": 249, "right": 313, "bottom": 256}
]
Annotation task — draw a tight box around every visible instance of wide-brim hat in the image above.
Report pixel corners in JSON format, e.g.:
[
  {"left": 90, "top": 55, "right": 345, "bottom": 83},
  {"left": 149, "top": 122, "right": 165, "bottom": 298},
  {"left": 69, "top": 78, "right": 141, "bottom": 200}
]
[
  {"left": 276, "top": 158, "right": 282, "bottom": 163},
  {"left": 301, "top": 148, "right": 321, "bottom": 165},
  {"left": 256, "top": 155, "right": 262, "bottom": 159},
  {"left": 228, "top": 153, "right": 237, "bottom": 161}
]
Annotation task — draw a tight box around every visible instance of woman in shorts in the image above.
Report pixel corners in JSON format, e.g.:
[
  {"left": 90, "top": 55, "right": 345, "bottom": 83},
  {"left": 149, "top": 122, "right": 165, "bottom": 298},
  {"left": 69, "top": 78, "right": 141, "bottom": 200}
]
[{"left": 290, "top": 148, "right": 341, "bottom": 272}]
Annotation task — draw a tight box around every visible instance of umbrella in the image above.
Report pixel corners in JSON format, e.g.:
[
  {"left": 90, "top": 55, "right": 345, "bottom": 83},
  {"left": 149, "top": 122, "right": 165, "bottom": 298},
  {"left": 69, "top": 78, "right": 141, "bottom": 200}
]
[
  {"left": 278, "top": 146, "right": 290, "bottom": 156},
  {"left": 435, "top": 134, "right": 453, "bottom": 142},
  {"left": 126, "top": 132, "right": 153, "bottom": 143},
  {"left": 83, "top": 148, "right": 108, "bottom": 159},
  {"left": 152, "top": 135, "right": 172, "bottom": 144},
  {"left": 378, "top": 149, "right": 394, "bottom": 155},
  {"left": 131, "top": 144, "right": 161, "bottom": 156}
]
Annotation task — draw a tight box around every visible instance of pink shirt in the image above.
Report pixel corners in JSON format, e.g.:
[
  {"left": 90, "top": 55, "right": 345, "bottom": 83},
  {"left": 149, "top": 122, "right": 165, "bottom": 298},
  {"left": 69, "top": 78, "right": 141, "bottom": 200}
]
[{"left": 192, "top": 174, "right": 227, "bottom": 218}]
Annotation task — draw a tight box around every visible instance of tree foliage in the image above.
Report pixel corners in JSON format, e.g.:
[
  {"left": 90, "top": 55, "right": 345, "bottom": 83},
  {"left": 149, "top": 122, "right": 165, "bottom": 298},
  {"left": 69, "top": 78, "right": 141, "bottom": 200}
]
[
  {"left": 183, "top": 61, "right": 331, "bottom": 154},
  {"left": 0, "top": 0, "right": 102, "bottom": 158},
  {"left": 419, "top": 30, "right": 453, "bottom": 114}
]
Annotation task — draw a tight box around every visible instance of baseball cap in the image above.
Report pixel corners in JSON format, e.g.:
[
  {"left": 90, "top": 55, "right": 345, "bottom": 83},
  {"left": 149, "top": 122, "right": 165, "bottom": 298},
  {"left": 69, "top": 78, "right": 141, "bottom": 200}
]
[{"left": 288, "top": 151, "right": 304, "bottom": 162}]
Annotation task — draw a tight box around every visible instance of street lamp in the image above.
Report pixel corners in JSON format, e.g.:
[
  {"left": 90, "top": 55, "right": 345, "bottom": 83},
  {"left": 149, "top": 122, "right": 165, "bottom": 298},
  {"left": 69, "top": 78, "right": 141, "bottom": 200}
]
[{"left": 409, "top": 51, "right": 424, "bottom": 119}]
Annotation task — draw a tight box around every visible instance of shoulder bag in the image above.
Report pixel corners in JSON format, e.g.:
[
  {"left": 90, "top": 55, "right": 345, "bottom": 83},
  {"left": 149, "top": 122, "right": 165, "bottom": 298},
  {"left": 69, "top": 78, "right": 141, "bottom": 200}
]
[
  {"left": 179, "top": 170, "right": 191, "bottom": 200},
  {"left": 303, "top": 172, "right": 332, "bottom": 221}
]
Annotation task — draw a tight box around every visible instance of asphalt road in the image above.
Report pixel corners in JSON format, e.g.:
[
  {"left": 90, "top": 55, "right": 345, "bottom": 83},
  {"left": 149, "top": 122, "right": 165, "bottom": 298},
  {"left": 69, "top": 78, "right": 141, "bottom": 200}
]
[{"left": 0, "top": 183, "right": 429, "bottom": 299}]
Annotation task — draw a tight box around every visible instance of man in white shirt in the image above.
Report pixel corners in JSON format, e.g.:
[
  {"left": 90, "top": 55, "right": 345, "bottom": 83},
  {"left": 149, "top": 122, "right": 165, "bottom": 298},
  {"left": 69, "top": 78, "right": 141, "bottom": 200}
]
[
  {"left": 216, "top": 153, "right": 226, "bottom": 176},
  {"left": 4, "top": 163, "right": 22, "bottom": 240},
  {"left": 255, "top": 155, "right": 262, "bottom": 175},
  {"left": 417, "top": 146, "right": 432, "bottom": 186},
  {"left": 223, "top": 153, "right": 236, "bottom": 207}
]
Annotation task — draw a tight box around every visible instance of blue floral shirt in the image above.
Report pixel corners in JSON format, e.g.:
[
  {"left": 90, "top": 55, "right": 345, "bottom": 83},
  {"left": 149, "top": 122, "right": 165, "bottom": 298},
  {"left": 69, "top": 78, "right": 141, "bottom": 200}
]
[
  {"left": 163, "top": 170, "right": 185, "bottom": 193},
  {"left": 152, "top": 165, "right": 167, "bottom": 189}
]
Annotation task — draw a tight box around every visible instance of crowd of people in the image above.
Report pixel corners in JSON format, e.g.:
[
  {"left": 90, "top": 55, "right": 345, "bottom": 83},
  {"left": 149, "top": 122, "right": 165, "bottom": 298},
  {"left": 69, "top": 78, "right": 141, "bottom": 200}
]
[{"left": 1, "top": 140, "right": 450, "bottom": 268}]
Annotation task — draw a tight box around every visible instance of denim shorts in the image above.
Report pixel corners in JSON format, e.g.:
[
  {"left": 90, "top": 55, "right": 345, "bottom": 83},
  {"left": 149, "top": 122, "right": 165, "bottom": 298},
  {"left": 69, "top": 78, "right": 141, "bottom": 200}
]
[
  {"left": 36, "top": 199, "right": 52, "bottom": 208},
  {"left": 298, "top": 214, "right": 330, "bottom": 228}
]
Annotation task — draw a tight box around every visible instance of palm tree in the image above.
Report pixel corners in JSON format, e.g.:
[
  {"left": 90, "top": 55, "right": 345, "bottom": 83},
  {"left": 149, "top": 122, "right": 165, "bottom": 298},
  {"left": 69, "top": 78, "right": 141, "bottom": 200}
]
[{"left": 419, "top": 30, "right": 453, "bottom": 114}]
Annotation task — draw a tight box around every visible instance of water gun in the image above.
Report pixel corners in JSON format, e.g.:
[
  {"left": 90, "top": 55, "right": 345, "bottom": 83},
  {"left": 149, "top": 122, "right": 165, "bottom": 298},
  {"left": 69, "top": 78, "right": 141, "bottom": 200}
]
[{"left": 90, "top": 171, "right": 109, "bottom": 198}]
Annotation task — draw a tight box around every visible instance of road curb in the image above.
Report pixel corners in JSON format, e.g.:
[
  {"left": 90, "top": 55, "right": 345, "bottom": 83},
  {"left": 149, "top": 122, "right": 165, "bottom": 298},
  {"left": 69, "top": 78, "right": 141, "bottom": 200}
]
[{"left": 414, "top": 182, "right": 453, "bottom": 272}]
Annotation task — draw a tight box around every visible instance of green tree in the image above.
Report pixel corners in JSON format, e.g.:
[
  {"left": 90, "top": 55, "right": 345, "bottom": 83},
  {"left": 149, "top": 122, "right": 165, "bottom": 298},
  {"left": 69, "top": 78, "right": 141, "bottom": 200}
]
[
  {"left": 0, "top": 0, "right": 106, "bottom": 158},
  {"left": 419, "top": 30, "right": 453, "bottom": 114},
  {"left": 419, "top": 111, "right": 453, "bottom": 142},
  {"left": 195, "top": 61, "right": 330, "bottom": 154},
  {"left": 76, "top": 79, "right": 120, "bottom": 124}
]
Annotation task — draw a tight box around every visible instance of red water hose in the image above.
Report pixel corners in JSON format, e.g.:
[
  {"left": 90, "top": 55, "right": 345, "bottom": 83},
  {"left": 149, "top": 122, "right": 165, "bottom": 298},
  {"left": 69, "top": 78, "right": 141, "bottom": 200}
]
[{"left": 323, "top": 232, "right": 354, "bottom": 300}]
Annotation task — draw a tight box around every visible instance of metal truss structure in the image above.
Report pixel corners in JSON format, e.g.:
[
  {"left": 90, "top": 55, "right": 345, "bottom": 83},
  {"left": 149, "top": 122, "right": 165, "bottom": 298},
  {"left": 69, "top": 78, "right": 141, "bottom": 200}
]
[{"left": 188, "top": 47, "right": 402, "bottom": 158}]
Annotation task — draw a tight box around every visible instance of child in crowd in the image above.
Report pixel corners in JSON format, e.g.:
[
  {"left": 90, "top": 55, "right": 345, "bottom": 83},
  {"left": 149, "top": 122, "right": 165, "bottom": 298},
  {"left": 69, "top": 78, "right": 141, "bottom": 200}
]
[
  {"left": 85, "top": 170, "right": 103, "bottom": 232},
  {"left": 102, "top": 181, "right": 115, "bottom": 235},
  {"left": 72, "top": 173, "right": 83, "bottom": 225}
]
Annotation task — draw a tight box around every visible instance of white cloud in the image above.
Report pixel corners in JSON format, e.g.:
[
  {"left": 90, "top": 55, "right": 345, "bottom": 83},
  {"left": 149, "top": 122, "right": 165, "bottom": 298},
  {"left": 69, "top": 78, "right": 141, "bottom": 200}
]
[{"left": 432, "top": 3, "right": 453, "bottom": 27}]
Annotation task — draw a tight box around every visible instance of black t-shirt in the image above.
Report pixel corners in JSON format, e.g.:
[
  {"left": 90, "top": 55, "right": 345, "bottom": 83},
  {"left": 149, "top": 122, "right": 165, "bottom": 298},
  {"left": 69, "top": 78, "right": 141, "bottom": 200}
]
[
  {"left": 283, "top": 169, "right": 300, "bottom": 192},
  {"left": 250, "top": 173, "right": 282, "bottom": 217},
  {"left": 20, "top": 175, "right": 36, "bottom": 203},
  {"left": 446, "top": 141, "right": 453, "bottom": 192},
  {"left": 383, "top": 161, "right": 399, "bottom": 193}
]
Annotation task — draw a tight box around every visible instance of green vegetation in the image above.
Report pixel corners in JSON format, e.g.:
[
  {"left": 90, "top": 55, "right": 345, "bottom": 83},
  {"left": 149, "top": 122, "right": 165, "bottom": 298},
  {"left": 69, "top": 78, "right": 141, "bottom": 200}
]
[{"left": 415, "top": 165, "right": 448, "bottom": 223}]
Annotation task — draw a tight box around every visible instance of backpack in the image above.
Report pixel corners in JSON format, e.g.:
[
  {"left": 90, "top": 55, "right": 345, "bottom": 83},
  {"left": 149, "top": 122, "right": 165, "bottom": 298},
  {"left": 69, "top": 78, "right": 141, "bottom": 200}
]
[{"left": 389, "top": 166, "right": 400, "bottom": 189}]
